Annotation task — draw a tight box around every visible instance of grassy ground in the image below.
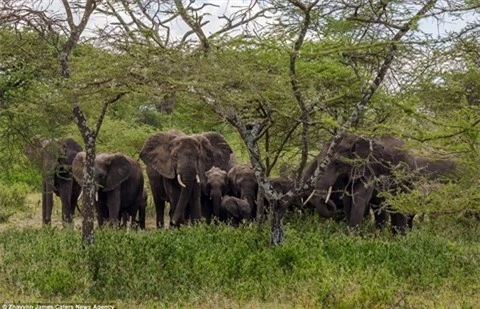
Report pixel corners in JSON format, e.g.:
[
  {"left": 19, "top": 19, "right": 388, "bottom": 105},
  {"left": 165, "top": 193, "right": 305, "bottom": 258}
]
[{"left": 1, "top": 194, "right": 479, "bottom": 308}]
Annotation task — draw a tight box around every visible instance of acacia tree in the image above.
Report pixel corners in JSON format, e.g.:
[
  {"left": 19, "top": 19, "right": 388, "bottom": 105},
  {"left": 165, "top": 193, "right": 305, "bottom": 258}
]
[
  {"left": 96, "top": 0, "right": 479, "bottom": 245},
  {"left": 0, "top": 0, "right": 130, "bottom": 244}
]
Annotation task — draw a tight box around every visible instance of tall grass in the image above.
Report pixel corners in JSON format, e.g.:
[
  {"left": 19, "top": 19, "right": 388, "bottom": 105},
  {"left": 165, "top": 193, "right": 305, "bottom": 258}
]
[{"left": 1, "top": 215, "right": 479, "bottom": 308}]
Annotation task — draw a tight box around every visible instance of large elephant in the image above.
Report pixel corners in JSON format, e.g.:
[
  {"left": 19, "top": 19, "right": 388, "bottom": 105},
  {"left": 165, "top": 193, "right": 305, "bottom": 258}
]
[
  {"left": 25, "top": 136, "right": 83, "bottom": 225},
  {"left": 307, "top": 133, "right": 456, "bottom": 234},
  {"left": 227, "top": 163, "right": 258, "bottom": 220},
  {"left": 205, "top": 166, "right": 229, "bottom": 220},
  {"left": 73, "top": 152, "right": 145, "bottom": 228},
  {"left": 140, "top": 130, "right": 236, "bottom": 228}
]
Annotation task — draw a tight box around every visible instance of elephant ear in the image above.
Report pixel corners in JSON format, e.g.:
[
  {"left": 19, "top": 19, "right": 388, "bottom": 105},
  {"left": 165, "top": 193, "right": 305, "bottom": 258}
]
[
  {"left": 104, "top": 154, "right": 132, "bottom": 191},
  {"left": 62, "top": 137, "right": 83, "bottom": 165},
  {"left": 351, "top": 136, "right": 372, "bottom": 160},
  {"left": 72, "top": 152, "right": 86, "bottom": 186},
  {"left": 202, "top": 132, "right": 235, "bottom": 171},
  {"left": 140, "top": 131, "right": 181, "bottom": 179},
  {"left": 25, "top": 136, "right": 46, "bottom": 171},
  {"left": 25, "top": 136, "right": 63, "bottom": 174},
  {"left": 196, "top": 135, "right": 215, "bottom": 193}
]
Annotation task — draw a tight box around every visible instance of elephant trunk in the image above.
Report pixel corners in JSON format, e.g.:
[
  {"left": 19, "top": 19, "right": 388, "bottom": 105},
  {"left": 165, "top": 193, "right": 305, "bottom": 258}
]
[
  {"left": 170, "top": 181, "right": 194, "bottom": 227},
  {"left": 316, "top": 197, "right": 337, "bottom": 218},
  {"left": 240, "top": 189, "right": 256, "bottom": 220},
  {"left": 211, "top": 188, "right": 222, "bottom": 218},
  {"left": 42, "top": 174, "right": 55, "bottom": 225}
]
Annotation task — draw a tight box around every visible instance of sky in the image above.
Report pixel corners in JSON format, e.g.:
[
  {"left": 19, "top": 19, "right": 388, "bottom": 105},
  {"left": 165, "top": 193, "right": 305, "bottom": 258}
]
[{"left": 36, "top": 0, "right": 477, "bottom": 41}]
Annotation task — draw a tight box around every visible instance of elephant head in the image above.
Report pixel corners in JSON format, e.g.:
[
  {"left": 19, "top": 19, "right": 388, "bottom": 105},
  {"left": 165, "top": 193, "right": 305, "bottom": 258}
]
[
  {"left": 314, "top": 134, "right": 408, "bottom": 197},
  {"left": 205, "top": 166, "right": 228, "bottom": 217},
  {"left": 227, "top": 163, "right": 258, "bottom": 215},
  {"left": 72, "top": 152, "right": 132, "bottom": 191},
  {"left": 140, "top": 130, "right": 235, "bottom": 226}
]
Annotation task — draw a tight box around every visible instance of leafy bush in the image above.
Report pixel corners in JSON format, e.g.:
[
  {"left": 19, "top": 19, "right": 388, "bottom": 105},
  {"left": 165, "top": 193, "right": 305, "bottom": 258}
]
[
  {"left": 0, "top": 218, "right": 478, "bottom": 307},
  {"left": 0, "top": 181, "right": 29, "bottom": 222}
]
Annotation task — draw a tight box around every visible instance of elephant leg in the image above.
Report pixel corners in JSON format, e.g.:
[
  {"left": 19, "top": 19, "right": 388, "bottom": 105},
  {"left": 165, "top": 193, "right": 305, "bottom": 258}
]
[
  {"left": 107, "top": 189, "right": 121, "bottom": 227},
  {"left": 201, "top": 195, "right": 212, "bottom": 224},
  {"left": 343, "top": 194, "right": 352, "bottom": 223},
  {"left": 42, "top": 176, "right": 54, "bottom": 225},
  {"left": 390, "top": 212, "right": 408, "bottom": 235},
  {"left": 138, "top": 202, "right": 146, "bottom": 230},
  {"left": 120, "top": 211, "right": 129, "bottom": 229},
  {"left": 71, "top": 181, "right": 82, "bottom": 216},
  {"left": 348, "top": 183, "right": 374, "bottom": 231},
  {"left": 95, "top": 195, "right": 108, "bottom": 228},
  {"left": 373, "top": 207, "right": 388, "bottom": 230},
  {"left": 57, "top": 177, "right": 74, "bottom": 224},
  {"left": 154, "top": 199, "right": 165, "bottom": 229},
  {"left": 407, "top": 215, "right": 415, "bottom": 230}
]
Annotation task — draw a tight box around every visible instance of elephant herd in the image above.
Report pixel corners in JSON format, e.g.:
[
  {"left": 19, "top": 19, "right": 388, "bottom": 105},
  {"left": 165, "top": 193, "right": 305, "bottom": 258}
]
[{"left": 25, "top": 130, "right": 456, "bottom": 234}]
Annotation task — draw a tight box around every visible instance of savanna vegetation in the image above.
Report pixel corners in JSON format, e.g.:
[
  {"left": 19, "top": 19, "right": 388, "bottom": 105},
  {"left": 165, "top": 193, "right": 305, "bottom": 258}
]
[{"left": 1, "top": 0, "right": 480, "bottom": 307}]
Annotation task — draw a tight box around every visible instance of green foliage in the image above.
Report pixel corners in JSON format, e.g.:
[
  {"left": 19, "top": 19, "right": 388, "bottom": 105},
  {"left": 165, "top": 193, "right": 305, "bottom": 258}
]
[
  {"left": 0, "top": 181, "right": 29, "bottom": 222},
  {"left": 0, "top": 219, "right": 479, "bottom": 307}
]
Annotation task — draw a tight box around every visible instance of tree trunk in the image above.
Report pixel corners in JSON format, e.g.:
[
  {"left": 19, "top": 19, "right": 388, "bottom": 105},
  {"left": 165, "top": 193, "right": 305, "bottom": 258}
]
[
  {"left": 256, "top": 189, "right": 265, "bottom": 229},
  {"left": 82, "top": 138, "right": 96, "bottom": 246},
  {"left": 270, "top": 199, "right": 286, "bottom": 247}
]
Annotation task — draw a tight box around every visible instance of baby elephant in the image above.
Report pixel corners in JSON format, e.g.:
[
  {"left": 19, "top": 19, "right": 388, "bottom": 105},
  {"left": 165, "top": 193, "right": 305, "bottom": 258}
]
[{"left": 220, "top": 195, "right": 253, "bottom": 226}]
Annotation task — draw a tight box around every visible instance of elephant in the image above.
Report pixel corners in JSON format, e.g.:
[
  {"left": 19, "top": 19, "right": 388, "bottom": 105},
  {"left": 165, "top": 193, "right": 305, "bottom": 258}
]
[
  {"left": 140, "top": 130, "right": 236, "bottom": 228},
  {"left": 306, "top": 133, "right": 456, "bottom": 234},
  {"left": 205, "top": 166, "right": 229, "bottom": 220},
  {"left": 120, "top": 188, "right": 148, "bottom": 230},
  {"left": 73, "top": 152, "right": 145, "bottom": 228},
  {"left": 25, "top": 136, "right": 83, "bottom": 225},
  {"left": 302, "top": 147, "right": 343, "bottom": 220},
  {"left": 267, "top": 177, "right": 303, "bottom": 213},
  {"left": 227, "top": 163, "right": 258, "bottom": 220},
  {"left": 220, "top": 195, "right": 253, "bottom": 226}
]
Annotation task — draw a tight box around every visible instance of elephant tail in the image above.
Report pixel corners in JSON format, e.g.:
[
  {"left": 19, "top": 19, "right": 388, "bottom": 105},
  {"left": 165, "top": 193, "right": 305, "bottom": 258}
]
[{"left": 138, "top": 204, "right": 146, "bottom": 230}]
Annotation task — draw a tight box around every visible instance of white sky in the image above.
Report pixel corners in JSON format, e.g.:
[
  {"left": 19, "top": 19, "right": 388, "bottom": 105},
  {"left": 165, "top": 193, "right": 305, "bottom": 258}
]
[{"left": 37, "top": 0, "right": 477, "bottom": 41}]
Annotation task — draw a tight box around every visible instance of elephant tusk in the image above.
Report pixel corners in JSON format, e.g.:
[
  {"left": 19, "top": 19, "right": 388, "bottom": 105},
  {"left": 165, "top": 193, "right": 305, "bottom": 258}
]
[
  {"left": 177, "top": 174, "right": 187, "bottom": 188},
  {"left": 325, "top": 186, "right": 333, "bottom": 204},
  {"left": 77, "top": 190, "right": 83, "bottom": 201},
  {"left": 196, "top": 174, "right": 201, "bottom": 183},
  {"left": 303, "top": 190, "right": 316, "bottom": 206},
  {"left": 95, "top": 191, "right": 98, "bottom": 203}
]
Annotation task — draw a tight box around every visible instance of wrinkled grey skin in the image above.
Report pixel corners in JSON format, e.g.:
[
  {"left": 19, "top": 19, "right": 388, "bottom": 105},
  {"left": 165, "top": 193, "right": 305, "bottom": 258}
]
[
  {"left": 310, "top": 133, "right": 456, "bottom": 234},
  {"left": 302, "top": 147, "right": 341, "bottom": 219},
  {"left": 205, "top": 167, "right": 229, "bottom": 220},
  {"left": 267, "top": 177, "right": 303, "bottom": 212},
  {"left": 120, "top": 188, "right": 147, "bottom": 230},
  {"left": 220, "top": 195, "right": 253, "bottom": 226},
  {"left": 25, "top": 136, "right": 82, "bottom": 225},
  {"left": 227, "top": 164, "right": 258, "bottom": 220},
  {"left": 73, "top": 152, "right": 145, "bottom": 228},
  {"left": 140, "top": 130, "right": 235, "bottom": 228}
]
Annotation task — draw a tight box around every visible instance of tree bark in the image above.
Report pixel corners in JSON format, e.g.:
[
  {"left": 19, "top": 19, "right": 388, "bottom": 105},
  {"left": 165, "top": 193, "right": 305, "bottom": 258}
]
[{"left": 82, "top": 137, "right": 96, "bottom": 246}]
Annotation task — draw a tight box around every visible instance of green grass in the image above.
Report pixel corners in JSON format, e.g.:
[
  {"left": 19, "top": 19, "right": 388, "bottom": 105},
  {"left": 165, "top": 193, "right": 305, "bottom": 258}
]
[{"left": 1, "top": 215, "right": 479, "bottom": 308}]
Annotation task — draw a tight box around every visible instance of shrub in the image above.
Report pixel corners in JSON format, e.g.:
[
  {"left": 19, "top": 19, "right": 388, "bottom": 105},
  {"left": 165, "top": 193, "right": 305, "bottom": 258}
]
[
  {"left": 0, "top": 218, "right": 478, "bottom": 307},
  {"left": 0, "top": 181, "right": 29, "bottom": 222}
]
